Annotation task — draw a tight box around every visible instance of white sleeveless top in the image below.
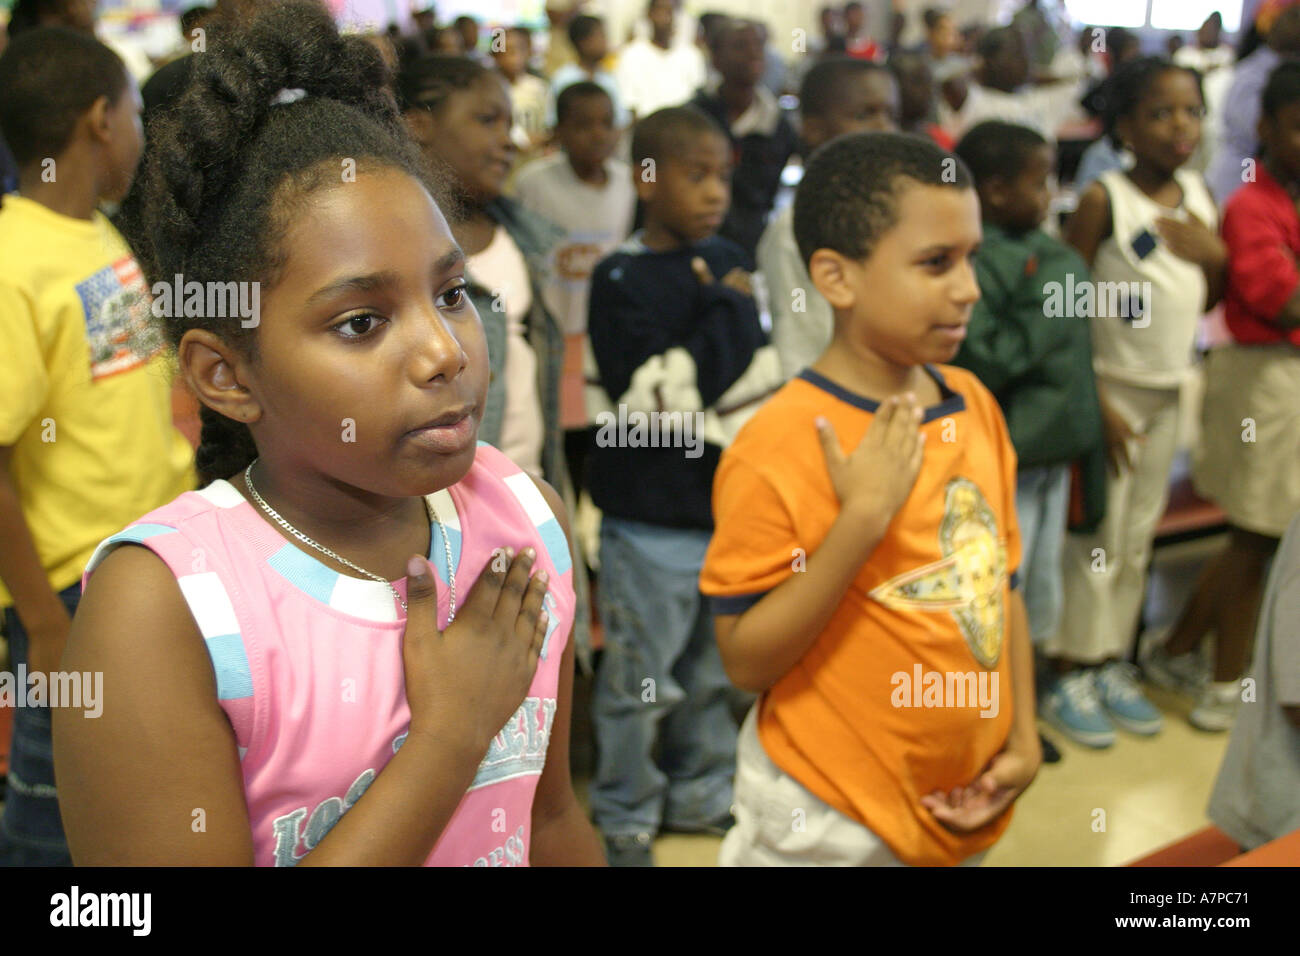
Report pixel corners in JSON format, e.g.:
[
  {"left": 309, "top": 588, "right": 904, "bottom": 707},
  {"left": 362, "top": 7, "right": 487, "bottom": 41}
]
[{"left": 1090, "top": 168, "right": 1218, "bottom": 388}]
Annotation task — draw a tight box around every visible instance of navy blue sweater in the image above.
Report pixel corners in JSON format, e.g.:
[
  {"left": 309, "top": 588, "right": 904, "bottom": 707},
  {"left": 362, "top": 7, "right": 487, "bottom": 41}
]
[{"left": 586, "top": 234, "right": 769, "bottom": 530}]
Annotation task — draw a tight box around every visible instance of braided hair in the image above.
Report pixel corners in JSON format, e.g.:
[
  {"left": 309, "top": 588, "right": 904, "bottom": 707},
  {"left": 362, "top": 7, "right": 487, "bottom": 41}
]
[{"left": 138, "top": 0, "right": 429, "bottom": 485}]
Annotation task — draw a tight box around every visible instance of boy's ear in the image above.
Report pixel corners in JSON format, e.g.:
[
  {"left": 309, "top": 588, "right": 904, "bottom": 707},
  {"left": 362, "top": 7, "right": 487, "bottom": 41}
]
[
  {"left": 179, "top": 330, "right": 263, "bottom": 426},
  {"left": 84, "top": 95, "right": 114, "bottom": 147},
  {"left": 801, "top": 117, "right": 827, "bottom": 153},
  {"left": 807, "top": 248, "right": 859, "bottom": 311}
]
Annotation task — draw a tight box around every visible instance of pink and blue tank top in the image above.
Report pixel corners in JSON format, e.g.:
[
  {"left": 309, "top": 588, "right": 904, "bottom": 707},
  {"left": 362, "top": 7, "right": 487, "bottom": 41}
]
[{"left": 82, "top": 442, "right": 574, "bottom": 867}]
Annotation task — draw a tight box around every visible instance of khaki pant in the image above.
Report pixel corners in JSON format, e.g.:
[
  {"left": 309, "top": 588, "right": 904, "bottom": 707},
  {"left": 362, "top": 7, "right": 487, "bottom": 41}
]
[
  {"left": 719, "top": 705, "right": 988, "bottom": 867},
  {"left": 1048, "top": 379, "right": 1183, "bottom": 663}
]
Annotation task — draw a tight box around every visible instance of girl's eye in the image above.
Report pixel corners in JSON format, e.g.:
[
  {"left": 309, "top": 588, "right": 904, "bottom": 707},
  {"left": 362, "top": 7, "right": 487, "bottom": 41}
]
[
  {"left": 334, "top": 313, "right": 383, "bottom": 339},
  {"left": 438, "top": 282, "right": 469, "bottom": 311},
  {"left": 924, "top": 254, "right": 950, "bottom": 269}
]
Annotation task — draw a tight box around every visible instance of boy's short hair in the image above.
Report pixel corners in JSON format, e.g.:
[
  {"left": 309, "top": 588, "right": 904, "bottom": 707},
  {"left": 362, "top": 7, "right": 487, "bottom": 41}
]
[
  {"left": 556, "top": 80, "right": 612, "bottom": 124},
  {"left": 799, "top": 56, "right": 891, "bottom": 119},
  {"left": 0, "top": 26, "right": 128, "bottom": 167},
  {"left": 568, "top": 13, "right": 603, "bottom": 48},
  {"left": 793, "top": 131, "right": 972, "bottom": 267},
  {"left": 953, "top": 120, "right": 1046, "bottom": 186},
  {"left": 1263, "top": 60, "right": 1300, "bottom": 117},
  {"left": 977, "top": 26, "right": 1019, "bottom": 60},
  {"left": 630, "top": 105, "right": 726, "bottom": 169},
  {"left": 923, "top": 7, "right": 949, "bottom": 32}
]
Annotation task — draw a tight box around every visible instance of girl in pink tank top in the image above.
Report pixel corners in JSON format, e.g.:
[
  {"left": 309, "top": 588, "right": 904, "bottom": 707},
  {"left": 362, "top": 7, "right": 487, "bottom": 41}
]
[{"left": 52, "top": 1, "right": 606, "bottom": 867}]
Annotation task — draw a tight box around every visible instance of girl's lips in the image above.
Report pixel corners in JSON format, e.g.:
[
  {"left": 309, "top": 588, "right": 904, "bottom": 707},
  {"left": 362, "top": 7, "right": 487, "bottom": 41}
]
[{"left": 406, "top": 413, "right": 476, "bottom": 454}]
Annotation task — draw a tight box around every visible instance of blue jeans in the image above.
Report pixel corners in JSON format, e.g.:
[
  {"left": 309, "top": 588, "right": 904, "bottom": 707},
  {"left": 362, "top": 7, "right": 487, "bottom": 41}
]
[
  {"left": 1015, "top": 465, "right": 1070, "bottom": 646},
  {"left": 590, "top": 517, "right": 736, "bottom": 837},
  {"left": 1, "top": 583, "right": 79, "bottom": 866}
]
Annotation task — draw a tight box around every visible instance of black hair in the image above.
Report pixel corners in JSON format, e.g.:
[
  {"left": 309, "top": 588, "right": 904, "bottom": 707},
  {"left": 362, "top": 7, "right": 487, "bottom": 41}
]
[
  {"left": 800, "top": 55, "right": 891, "bottom": 119},
  {"left": 793, "top": 131, "right": 972, "bottom": 267},
  {"left": 0, "top": 27, "right": 128, "bottom": 167},
  {"left": 844, "top": 2, "right": 863, "bottom": 12},
  {"left": 137, "top": 0, "right": 429, "bottom": 485},
  {"left": 953, "top": 120, "right": 1046, "bottom": 186},
  {"left": 179, "top": 5, "right": 211, "bottom": 39},
  {"left": 1263, "top": 60, "right": 1300, "bottom": 118},
  {"left": 923, "top": 7, "right": 949, "bottom": 31},
  {"left": 556, "top": 80, "right": 612, "bottom": 125},
  {"left": 1106, "top": 26, "right": 1139, "bottom": 61},
  {"left": 630, "top": 105, "right": 726, "bottom": 168},
  {"left": 453, "top": 15, "right": 476, "bottom": 29},
  {"left": 977, "top": 25, "right": 1020, "bottom": 60},
  {"left": 7, "top": 0, "right": 69, "bottom": 36},
  {"left": 397, "top": 52, "right": 490, "bottom": 113},
  {"left": 568, "top": 13, "right": 604, "bottom": 48},
  {"left": 1103, "top": 55, "right": 1203, "bottom": 147}
]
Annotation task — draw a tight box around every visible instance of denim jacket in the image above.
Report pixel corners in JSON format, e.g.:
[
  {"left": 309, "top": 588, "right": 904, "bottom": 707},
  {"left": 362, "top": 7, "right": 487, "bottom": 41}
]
[{"left": 466, "top": 195, "right": 593, "bottom": 665}]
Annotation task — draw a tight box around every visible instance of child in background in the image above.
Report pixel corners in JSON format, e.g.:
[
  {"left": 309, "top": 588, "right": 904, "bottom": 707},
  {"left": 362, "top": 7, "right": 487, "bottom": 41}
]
[
  {"left": 548, "top": 14, "right": 628, "bottom": 131},
  {"left": 689, "top": 18, "right": 799, "bottom": 258},
  {"left": 949, "top": 121, "right": 1109, "bottom": 764},
  {"left": 513, "top": 81, "right": 636, "bottom": 488},
  {"left": 399, "top": 54, "right": 566, "bottom": 489},
  {"left": 52, "top": 1, "right": 604, "bottom": 867},
  {"left": 941, "top": 27, "right": 1084, "bottom": 143},
  {"left": 586, "top": 106, "right": 783, "bottom": 866},
  {"left": 701, "top": 132, "right": 1040, "bottom": 866},
  {"left": 1150, "top": 61, "right": 1300, "bottom": 731},
  {"left": 889, "top": 51, "right": 955, "bottom": 150},
  {"left": 1050, "top": 57, "right": 1226, "bottom": 747},
  {"left": 758, "top": 57, "right": 899, "bottom": 379},
  {"left": 1207, "top": 511, "right": 1300, "bottom": 850},
  {"left": 492, "top": 26, "right": 549, "bottom": 156},
  {"left": 0, "top": 27, "right": 195, "bottom": 866}
]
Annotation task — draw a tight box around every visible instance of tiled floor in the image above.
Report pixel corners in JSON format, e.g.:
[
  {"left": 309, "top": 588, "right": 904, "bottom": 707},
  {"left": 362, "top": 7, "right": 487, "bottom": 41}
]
[{"left": 577, "top": 531, "right": 1241, "bottom": 867}]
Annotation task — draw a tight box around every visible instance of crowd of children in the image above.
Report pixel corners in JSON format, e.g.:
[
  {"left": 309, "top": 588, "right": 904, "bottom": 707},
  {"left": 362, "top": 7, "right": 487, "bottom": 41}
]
[{"left": 1, "top": 0, "right": 1299, "bottom": 869}]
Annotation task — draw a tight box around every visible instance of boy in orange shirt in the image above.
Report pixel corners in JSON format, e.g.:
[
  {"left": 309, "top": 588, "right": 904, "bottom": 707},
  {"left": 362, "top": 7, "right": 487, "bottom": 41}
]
[{"left": 700, "top": 132, "right": 1041, "bottom": 865}]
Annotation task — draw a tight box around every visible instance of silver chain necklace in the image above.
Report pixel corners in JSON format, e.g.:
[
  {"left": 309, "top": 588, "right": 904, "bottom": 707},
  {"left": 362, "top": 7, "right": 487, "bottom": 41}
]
[{"left": 243, "top": 460, "right": 456, "bottom": 620}]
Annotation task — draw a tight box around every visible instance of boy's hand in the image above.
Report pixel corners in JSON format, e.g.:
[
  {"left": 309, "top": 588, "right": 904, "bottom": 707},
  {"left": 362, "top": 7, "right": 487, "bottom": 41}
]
[
  {"left": 691, "top": 256, "right": 754, "bottom": 298},
  {"left": 920, "top": 743, "right": 1041, "bottom": 834},
  {"left": 1155, "top": 212, "right": 1226, "bottom": 271},
  {"left": 816, "top": 395, "right": 925, "bottom": 534}
]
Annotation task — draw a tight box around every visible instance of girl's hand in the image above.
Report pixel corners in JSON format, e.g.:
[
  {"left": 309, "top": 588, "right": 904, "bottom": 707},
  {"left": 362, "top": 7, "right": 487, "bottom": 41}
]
[
  {"left": 1155, "top": 212, "right": 1226, "bottom": 271},
  {"left": 816, "top": 394, "right": 926, "bottom": 535},
  {"left": 1098, "top": 390, "right": 1142, "bottom": 474},
  {"left": 402, "top": 548, "right": 548, "bottom": 753}
]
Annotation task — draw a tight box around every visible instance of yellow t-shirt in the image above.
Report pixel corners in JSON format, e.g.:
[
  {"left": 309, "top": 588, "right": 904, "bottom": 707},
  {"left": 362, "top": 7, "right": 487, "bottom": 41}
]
[
  {"left": 0, "top": 194, "right": 195, "bottom": 607},
  {"left": 700, "top": 364, "right": 1022, "bottom": 866}
]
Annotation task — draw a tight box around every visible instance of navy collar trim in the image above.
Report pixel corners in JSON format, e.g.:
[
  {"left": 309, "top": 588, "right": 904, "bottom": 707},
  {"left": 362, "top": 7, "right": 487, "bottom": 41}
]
[{"left": 797, "top": 365, "right": 966, "bottom": 422}]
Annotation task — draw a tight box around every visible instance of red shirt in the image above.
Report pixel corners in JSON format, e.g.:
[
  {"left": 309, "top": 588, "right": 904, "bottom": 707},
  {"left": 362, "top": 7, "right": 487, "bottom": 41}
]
[{"left": 1222, "top": 162, "right": 1300, "bottom": 347}]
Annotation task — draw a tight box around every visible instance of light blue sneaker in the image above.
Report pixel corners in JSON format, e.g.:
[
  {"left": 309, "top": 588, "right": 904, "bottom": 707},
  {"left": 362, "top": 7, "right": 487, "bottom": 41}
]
[
  {"left": 1095, "top": 660, "right": 1164, "bottom": 735},
  {"left": 1040, "top": 670, "right": 1116, "bottom": 748}
]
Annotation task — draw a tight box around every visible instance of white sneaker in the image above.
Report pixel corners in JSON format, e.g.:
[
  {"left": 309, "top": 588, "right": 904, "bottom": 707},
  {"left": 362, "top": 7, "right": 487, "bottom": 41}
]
[
  {"left": 1189, "top": 681, "right": 1241, "bottom": 732},
  {"left": 1142, "top": 642, "right": 1210, "bottom": 697}
]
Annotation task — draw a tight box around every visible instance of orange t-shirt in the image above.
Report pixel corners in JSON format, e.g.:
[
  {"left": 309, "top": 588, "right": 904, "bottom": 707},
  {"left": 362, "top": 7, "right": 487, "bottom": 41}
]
[{"left": 700, "top": 364, "right": 1023, "bottom": 866}]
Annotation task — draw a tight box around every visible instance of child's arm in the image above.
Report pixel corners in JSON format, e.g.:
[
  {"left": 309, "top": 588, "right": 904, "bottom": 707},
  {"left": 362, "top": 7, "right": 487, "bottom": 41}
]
[
  {"left": 0, "top": 445, "right": 71, "bottom": 676},
  {"left": 1062, "top": 180, "right": 1111, "bottom": 268},
  {"left": 54, "top": 539, "right": 547, "bottom": 865},
  {"left": 715, "top": 395, "right": 925, "bottom": 692},
  {"left": 1219, "top": 190, "right": 1300, "bottom": 329},
  {"left": 527, "top": 476, "right": 607, "bottom": 865},
  {"left": 587, "top": 255, "right": 766, "bottom": 416}
]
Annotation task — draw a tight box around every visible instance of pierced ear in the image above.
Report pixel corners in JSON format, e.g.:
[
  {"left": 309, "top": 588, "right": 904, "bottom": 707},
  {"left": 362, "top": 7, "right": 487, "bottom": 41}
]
[
  {"left": 807, "top": 249, "right": 857, "bottom": 311},
  {"left": 178, "top": 330, "right": 262, "bottom": 426}
]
